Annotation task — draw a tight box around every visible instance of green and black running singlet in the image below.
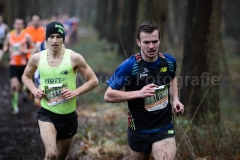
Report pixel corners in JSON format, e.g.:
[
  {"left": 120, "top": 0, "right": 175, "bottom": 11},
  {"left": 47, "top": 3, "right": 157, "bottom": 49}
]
[
  {"left": 106, "top": 52, "right": 176, "bottom": 130},
  {"left": 38, "top": 49, "right": 76, "bottom": 114}
]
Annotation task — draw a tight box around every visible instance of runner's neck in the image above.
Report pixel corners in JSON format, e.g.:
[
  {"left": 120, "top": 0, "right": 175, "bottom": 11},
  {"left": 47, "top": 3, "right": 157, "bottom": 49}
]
[
  {"left": 14, "top": 30, "right": 22, "bottom": 36},
  {"left": 47, "top": 48, "right": 65, "bottom": 59}
]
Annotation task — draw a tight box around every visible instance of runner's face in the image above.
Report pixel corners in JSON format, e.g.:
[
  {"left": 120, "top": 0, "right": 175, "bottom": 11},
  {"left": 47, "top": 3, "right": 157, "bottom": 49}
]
[
  {"left": 14, "top": 19, "right": 24, "bottom": 31},
  {"left": 47, "top": 34, "right": 63, "bottom": 51},
  {"left": 32, "top": 15, "right": 40, "bottom": 27},
  {"left": 137, "top": 30, "right": 160, "bottom": 62}
]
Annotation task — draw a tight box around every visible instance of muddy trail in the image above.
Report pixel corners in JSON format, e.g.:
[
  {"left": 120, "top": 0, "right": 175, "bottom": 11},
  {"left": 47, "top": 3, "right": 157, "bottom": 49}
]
[{"left": 0, "top": 65, "right": 44, "bottom": 160}]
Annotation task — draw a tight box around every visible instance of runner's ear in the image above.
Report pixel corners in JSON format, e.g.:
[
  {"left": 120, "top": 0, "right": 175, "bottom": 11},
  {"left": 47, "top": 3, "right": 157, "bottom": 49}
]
[{"left": 137, "top": 39, "right": 141, "bottom": 47}]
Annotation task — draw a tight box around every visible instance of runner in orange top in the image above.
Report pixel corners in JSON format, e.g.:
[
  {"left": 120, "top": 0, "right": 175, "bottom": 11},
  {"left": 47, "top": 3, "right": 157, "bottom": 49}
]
[
  {"left": 3, "top": 18, "right": 34, "bottom": 114},
  {"left": 25, "top": 14, "right": 45, "bottom": 59}
]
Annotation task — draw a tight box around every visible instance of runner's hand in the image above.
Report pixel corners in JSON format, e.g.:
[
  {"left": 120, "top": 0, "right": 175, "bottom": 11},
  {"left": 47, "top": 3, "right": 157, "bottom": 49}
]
[
  {"left": 139, "top": 83, "right": 158, "bottom": 98},
  {"left": 33, "top": 89, "right": 45, "bottom": 100},
  {"left": 173, "top": 100, "right": 184, "bottom": 114},
  {"left": 61, "top": 88, "right": 77, "bottom": 100}
]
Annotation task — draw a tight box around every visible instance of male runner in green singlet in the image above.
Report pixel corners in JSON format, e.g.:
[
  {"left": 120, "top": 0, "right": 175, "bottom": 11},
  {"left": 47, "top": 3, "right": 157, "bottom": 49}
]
[{"left": 22, "top": 22, "right": 98, "bottom": 160}]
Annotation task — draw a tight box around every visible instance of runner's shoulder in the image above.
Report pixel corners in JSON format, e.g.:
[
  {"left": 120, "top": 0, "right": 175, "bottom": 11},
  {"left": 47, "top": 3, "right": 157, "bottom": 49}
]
[
  {"left": 69, "top": 49, "right": 83, "bottom": 59},
  {"left": 69, "top": 49, "right": 86, "bottom": 65},
  {"left": 162, "top": 53, "right": 176, "bottom": 63},
  {"left": 30, "top": 52, "right": 41, "bottom": 64},
  {"left": 25, "top": 32, "right": 32, "bottom": 39},
  {"left": 119, "top": 55, "right": 136, "bottom": 69},
  {"left": 4, "top": 23, "right": 10, "bottom": 32},
  {"left": 6, "top": 31, "right": 11, "bottom": 37}
]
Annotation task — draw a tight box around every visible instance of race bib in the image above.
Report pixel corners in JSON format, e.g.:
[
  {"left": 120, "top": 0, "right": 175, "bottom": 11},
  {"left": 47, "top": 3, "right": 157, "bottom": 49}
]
[
  {"left": 144, "top": 85, "right": 168, "bottom": 112},
  {"left": 12, "top": 43, "right": 21, "bottom": 55},
  {"left": 44, "top": 83, "right": 69, "bottom": 106}
]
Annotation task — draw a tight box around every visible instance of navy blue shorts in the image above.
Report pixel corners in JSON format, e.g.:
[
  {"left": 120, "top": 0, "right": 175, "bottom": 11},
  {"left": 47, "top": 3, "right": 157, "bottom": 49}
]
[
  {"left": 127, "top": 125, "right": 175, "bottom": 154},
  {"left": 37, "top": 107, "right": 78, "bottom": 140}
]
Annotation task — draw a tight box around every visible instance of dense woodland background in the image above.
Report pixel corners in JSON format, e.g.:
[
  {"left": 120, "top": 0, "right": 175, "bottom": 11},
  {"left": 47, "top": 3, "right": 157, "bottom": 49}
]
[{"left": 0, "top": 0, "right": 240, "bottom": 159}]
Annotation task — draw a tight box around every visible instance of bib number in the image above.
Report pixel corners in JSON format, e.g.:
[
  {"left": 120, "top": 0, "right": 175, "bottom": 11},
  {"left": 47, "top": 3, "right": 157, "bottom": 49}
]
[
  {"left": 12, "top": 43, "right": 21, "bottom": 55},
  {"left": 144, "top": 85, "right": 168, "bottom": 112},
  {"left": 44, "top": 83, "right": 69, "bottom": 106}
]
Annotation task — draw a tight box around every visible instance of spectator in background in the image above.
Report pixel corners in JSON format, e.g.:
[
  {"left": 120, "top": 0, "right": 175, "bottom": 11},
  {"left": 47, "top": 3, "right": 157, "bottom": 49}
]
[{"left": 60, "top": 13, "right": 72, "bottom": 46}]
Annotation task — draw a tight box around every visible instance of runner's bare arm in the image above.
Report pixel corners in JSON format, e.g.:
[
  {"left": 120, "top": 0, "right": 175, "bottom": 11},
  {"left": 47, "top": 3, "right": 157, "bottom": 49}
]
[
  {"left": 61, "top": 52, "right": 98, "bottom": 100},
  {"left": 104, "top": 83, "right": 157, "bottom": 103},
  {"left": 31, "top": 42, "right": 41, "bottom": 55},
  {"left": 22, "top": 53, "right": 38, "bottom": 90},
  {"left": 169, "top": 76, "right": 184, "bottom": 114},
  {"left": 3, "top": 33, "right": 10, "bottom": 53},
  {"left": 22, "top": 53, "right": 43, "bottom": 94},
  {"left": 24, "top": 33, "right": 35, "bottom": 53},
  {"left": 5, "top": 24, "right": 10, "bottom": 36},
  {"left": 73, "top": 52, "right": 98, "bottom": 95}
]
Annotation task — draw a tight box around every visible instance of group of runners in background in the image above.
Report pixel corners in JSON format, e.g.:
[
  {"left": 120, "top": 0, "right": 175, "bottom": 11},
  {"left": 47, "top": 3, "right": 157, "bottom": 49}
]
[{"left": 0, "top": 13, "right": 79, "bottom": 114}]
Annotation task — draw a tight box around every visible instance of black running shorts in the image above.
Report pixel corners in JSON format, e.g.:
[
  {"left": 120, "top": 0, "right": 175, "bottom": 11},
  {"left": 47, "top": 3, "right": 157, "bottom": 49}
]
[
  {"left": 9, "top": 65, "right": 26, "bottom": 83},
  {"left": 37, "top": 107, "right": 78, "bottom": 140},
  {"left": 127, "top": 125, "right": 175, "bottom": 154}
]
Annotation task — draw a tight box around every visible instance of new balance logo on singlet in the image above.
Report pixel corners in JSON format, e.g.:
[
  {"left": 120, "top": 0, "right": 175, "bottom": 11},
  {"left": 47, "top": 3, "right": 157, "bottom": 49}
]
[
  {"left": 160, "top": 67, "right": 167, "bottom": 72},
  {"left": 167, "top": 130, "right": 174, "bottom": 134}
]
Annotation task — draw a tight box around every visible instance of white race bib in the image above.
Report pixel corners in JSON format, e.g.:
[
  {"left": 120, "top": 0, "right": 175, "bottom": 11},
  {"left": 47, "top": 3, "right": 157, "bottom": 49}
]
[
  {"left": 12, "top": 43, "right": 21, "bottom": 55},
  {"left": 144, "top": 85, "right": 168, "bottom": 112},
  {"left": 45, "top": 83, "right": 69, "bottom": 106}
]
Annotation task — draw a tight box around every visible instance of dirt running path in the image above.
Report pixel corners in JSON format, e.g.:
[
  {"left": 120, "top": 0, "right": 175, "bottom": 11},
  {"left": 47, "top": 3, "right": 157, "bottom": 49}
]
[{"left": 0, "top": 65, "right": 44, "bottom": 160}]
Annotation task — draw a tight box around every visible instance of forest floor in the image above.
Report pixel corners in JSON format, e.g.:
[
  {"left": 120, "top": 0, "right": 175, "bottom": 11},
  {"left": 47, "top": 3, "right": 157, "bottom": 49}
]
[{"left": 0, "top": 64, "right": 45, "bottom": 160}]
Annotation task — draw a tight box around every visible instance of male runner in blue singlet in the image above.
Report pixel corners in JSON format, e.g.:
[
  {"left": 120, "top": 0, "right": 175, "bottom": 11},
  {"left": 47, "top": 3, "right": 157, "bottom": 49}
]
[{"left": 104, "top": 21, "right": 184, "bottom": 160}]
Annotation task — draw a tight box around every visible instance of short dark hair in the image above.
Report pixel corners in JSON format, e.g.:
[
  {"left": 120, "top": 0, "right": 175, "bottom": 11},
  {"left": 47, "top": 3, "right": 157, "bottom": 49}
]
[{"left": 137, "top": 21, "right": 161, "bottom": 41}]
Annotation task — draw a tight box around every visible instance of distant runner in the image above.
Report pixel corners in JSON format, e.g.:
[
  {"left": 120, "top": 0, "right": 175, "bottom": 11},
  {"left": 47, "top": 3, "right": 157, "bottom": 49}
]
[
  {"left": 3, "top": 18, "right": 34, "bottom": 114},
  {"left": 0, "top": 14, "right": 10, "bottom": 61}
]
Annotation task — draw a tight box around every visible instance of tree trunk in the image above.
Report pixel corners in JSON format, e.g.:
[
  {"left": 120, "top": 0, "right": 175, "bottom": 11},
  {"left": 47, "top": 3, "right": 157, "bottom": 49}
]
[
  {"left": 119, "top": 0, "right": 139, "bottom": 57},
  {"left": 1, "top": 0, "right": 13, "bottom": 27},
  {"left": 180, "top": 0, "right": 222, "bottom": 124},
  {"left": 105, "top": 0, "right": 120, "bottom": 43},
  {"left": 16, "top": 0, "right": 27, "bottom": 20},
  {"left": 167, "top": 0, "right": 179, "bottom": 45},
  {"left": 137, "top": 0, "right": 167, "bottom": 50},
  {"left": 94, "top": 0, "right": 108, "bottom": 38}
]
